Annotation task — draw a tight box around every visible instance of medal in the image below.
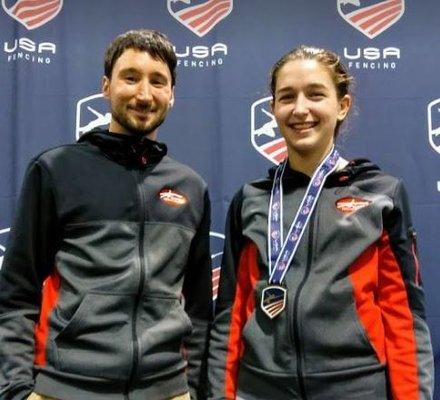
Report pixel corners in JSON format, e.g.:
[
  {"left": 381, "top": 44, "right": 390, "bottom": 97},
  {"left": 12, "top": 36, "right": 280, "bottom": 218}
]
[
  {"left": 261, "top": 285, "right": 287, "bottom": 319},
  {"left": 262, "top": 148, "right": 340, "bottom": 318}
]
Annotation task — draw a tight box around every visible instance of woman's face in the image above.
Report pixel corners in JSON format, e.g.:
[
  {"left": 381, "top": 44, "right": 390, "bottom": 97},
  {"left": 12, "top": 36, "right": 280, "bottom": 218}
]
[{"left": 271, "top": 59, "right": 351, "bottom": 161}]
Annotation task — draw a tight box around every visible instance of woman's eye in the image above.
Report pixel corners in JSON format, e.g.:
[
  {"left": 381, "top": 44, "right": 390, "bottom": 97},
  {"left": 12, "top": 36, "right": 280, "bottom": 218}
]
[{"left": 278, "top": 95, "right": 294, "bottom": 102}]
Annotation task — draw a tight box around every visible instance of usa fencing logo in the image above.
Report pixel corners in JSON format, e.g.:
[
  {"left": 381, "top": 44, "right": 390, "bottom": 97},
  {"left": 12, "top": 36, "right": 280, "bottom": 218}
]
[
  {"left": 337, "top": 0, "right": 404, "bottom": 39},
  {"left": 75, "top": 94, "right": 110, "bottom": 140},
  {"left": 210, "top": 231, "right": 224, "bottom": 301},
  {"left": 2, "top": 0, "right": 63, "bottom": 30},
  {"left": 428, "top": 98, "right": 440, "bottom": 155},
  {"left": 251, "top": 97, "right": 287, "bottom": 165},
  {"left": 167, "top": 0, "right": 233, "bottom": 37},
  {"left": 0, "top": 227, "right": 10, "bottom": 270}
]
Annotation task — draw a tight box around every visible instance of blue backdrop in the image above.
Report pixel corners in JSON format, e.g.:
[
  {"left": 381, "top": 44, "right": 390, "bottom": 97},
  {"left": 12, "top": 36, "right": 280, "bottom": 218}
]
[{"left": 1, "top": 0, "right": 439, "bottom": 395}]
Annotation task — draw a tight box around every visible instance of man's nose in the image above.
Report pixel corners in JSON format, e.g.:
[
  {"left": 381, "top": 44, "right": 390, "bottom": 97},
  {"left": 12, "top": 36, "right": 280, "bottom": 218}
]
[{"left": 136, "top": 82, "right": 153, "bottom": 102}]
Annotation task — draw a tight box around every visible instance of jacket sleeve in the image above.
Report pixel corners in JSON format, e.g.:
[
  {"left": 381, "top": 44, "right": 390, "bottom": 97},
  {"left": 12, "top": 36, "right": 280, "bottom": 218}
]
[
  {"left": 378, "top": 180, "right": 434, "bottom": 400},
  {"left": 0, "top": 160, "right": 58, "bottom": 400},
  {"left": 182, "top": 189, "right": 213, "bottom": 400},
  {"left": 208, "top": 189, "right": 252, "bottom": 400}
]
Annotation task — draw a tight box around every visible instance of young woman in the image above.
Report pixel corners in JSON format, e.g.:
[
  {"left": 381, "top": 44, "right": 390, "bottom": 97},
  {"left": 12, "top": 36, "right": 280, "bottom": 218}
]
[{"left": 208, "top": 46, "right": 434, "bottom": 400}]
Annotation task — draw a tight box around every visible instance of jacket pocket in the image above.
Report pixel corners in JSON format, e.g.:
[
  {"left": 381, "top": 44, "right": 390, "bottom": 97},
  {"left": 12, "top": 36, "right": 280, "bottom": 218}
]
[
  {"left": 302, "top": 298, "right": 382, "bottom": 374},
  {"left": 136, "top": 295, "right": 192, "bottom": 377},
  {"left": 51, "top": 292, "right": 132, "bottom": 380}
]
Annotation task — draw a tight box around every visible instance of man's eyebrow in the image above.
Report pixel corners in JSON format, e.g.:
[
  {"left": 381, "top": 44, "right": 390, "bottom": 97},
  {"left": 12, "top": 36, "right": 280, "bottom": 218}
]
[
  {"left": 119, "top": 68, "right": 140, "bottom": 74},
  {"left": 118, "top": 68, "right": 169, "bottom": 80}
]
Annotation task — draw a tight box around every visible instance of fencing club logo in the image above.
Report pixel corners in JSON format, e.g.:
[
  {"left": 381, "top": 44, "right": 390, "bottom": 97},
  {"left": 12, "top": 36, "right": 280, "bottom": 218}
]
[
  {"left": 428, "top": 98, "right": 440, "bottom": 155},
  {"left": 75, "top": 94, "right": 110, "bottom": 140},
  {"left": 251, "top": 97, "right": 287, "bottom": 165},
  {"left": 2, "top": 0, "right": 63, "bottom": 30},
  {"left": 337, "top": 0, "right": 405, "bottom": 39},
  {"left": 336, "top": 197, "right": 371, "bottom": 214},
  {"left": 0, "top": 227, "right": 11, "bottom": 270},
  {"left": 210, "top": 231, "right": 224, "bottom": 300},
  {"left": 167, "top": 0, "right": 233, "bottom": 37}
]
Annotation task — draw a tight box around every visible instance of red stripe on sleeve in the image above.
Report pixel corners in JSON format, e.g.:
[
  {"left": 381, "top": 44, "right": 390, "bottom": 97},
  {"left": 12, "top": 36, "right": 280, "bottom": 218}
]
[
  {"left": 34, "top": 270, "right": 60, "bottom": 366},
  {"left": 224, "top": 242, "right": 260, "bottom": 399},
  {"left": 378, "top": 231, "right": 419, "bottom": 399}
]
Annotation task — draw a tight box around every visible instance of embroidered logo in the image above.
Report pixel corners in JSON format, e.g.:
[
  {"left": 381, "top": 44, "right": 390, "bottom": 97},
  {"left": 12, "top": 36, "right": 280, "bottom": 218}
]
[
  {"left": 2, "top": 0, "right": 63, "bottom": 30},
  {"left": 337, "top": 0, "right": 405, "bottom": 39},
  {"left": 167, "top": 0, "right": 233, "bottom": 37},
  {"left": 159, "top": 188, "right": 188, "bottom": 207},
  {"left": 336, "top": 197, "right": 371, "bottom": 214}
]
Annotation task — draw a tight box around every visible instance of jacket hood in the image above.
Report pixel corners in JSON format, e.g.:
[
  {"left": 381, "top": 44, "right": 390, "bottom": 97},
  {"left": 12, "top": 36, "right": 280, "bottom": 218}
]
[{"left": 78, "top": 128, "right": 167, "bottom": 168}]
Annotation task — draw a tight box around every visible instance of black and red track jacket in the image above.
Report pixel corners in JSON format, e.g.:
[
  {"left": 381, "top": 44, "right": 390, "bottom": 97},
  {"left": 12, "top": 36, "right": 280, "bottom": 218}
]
[
  {"left": 0, "top": 129, "right": 212, "bottom": 400},
  {"left": 208, "top": 159, "right": 434, "bottom": 400}
]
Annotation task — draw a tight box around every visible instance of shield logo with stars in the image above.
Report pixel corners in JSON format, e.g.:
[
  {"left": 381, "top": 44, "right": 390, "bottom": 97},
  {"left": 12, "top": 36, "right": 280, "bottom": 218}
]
[
  {"left": 2, "top": 0, "right": 63, "bottom": 30},
  {"left": 167, "top": 0, "right": 233, "bottom": 37},
  {"left": 337, "top": 0, "right": 405, "bottom": 39}
]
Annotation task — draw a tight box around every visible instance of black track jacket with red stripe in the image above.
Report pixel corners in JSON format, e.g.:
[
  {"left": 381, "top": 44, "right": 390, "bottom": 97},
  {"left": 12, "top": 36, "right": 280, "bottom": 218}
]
[
  {"left": 0, "top": 130, "right": 212, "bottom": 400},
  {"left": 208, "top": 159, "right": 433, "bottom": 400}
]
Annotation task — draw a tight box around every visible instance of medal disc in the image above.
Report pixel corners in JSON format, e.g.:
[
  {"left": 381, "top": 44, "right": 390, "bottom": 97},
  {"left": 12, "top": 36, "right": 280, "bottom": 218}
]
[{"left": 261, "top": 285, "right": 287, "bottom": 319}]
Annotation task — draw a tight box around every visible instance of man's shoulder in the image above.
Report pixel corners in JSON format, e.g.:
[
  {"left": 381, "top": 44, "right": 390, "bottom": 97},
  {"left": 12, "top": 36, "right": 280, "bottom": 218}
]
[{"left": 31, "top": 142, "right": 95, "bottom": 169}]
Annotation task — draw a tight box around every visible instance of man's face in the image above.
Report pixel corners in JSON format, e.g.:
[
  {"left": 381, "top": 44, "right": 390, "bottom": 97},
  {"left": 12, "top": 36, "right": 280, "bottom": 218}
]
[{"left": 102, "top": 48, "right": 174, "bottom": 139}]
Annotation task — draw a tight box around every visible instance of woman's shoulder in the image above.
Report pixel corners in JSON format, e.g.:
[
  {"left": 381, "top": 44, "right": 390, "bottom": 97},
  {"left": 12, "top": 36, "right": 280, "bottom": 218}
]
[{"left": 339, "top": 158, "right": 402, "bottom": 197}]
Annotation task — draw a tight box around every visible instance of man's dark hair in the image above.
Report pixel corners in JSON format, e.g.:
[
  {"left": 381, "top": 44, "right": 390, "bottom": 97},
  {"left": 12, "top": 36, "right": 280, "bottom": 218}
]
[{"left": 104, "top": 29, "right": 177, "bottom": 86}]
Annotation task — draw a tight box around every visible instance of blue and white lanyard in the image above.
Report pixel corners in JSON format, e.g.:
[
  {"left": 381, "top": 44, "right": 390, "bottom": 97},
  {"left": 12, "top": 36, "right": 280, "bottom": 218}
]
[{"left": 268, "top": 148, "right": 340, "bottom": 284}]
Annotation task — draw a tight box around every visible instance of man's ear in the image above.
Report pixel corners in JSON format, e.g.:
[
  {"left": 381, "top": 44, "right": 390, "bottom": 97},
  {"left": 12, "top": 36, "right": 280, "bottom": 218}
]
[
  {"left": 168, "top": 88, "right": 175, "bottom": 108},
  {"left": 102, "top": 76, "right": 110, "bottom": 99}
]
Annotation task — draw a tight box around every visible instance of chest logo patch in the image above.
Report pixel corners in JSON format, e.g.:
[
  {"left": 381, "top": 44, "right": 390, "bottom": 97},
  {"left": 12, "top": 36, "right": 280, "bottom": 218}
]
[
  {"left": 159, "top": 188, "right": 188, "bottom": 207},
  {"left": 336, "top": 197, "right": 371, "bottom": 214}
]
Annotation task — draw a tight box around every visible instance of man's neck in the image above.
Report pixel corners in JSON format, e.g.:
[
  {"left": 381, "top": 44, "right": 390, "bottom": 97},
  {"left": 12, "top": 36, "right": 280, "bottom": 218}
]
[{"left": 108, "top": 124, "right": 157, "bottom": 141}]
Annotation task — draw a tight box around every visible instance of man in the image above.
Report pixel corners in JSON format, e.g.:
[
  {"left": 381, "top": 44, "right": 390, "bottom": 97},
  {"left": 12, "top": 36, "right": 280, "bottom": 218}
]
[{"left": 0, "top": 29, "right": 212, "bottom": 400}]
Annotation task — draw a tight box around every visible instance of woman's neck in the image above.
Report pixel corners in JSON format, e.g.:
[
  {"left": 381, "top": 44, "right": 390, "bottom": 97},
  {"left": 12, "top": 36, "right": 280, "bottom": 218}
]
[{"left": 287, "top": 144, "right": 334, "bottom": 177}]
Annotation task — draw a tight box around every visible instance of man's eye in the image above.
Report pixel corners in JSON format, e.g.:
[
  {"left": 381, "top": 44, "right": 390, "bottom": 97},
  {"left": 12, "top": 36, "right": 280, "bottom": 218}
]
[{"left": 151, "top": 78, "right": 167, "bottom": 87}]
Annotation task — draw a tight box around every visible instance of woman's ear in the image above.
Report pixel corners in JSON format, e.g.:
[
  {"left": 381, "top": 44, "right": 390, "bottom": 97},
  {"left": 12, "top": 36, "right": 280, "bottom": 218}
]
[{"left": 337, "top": 94, "right": 352, "bottom": 122}]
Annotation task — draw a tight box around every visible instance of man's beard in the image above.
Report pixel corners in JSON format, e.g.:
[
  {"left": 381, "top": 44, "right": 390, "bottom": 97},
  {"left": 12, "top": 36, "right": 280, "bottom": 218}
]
[{"left": 112, "top": 106, "right": 167, "bottom": 136}]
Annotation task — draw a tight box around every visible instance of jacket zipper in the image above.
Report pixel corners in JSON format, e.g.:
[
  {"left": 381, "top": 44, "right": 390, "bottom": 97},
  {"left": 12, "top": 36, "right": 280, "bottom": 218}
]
[
  {"left": 408, "top": 227, "right": 420, "bottom": 286},
  {"left": 292, "top": 212, "right": 316, "bottom": 400},
  {"left": 125, "top": 170, "right": 148, "bottom": 396}
]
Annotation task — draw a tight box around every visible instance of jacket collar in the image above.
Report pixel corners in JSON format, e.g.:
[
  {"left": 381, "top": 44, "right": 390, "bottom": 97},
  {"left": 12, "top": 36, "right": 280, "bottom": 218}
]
[
  {"left": 268, "top": 158, "right": 380, "bottom": 186},
  {"left": 78, "top": 128, "right": 167, "bottom": 168}
]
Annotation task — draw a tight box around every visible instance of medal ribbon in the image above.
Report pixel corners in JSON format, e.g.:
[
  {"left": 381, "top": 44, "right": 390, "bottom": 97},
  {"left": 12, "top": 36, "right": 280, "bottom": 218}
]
[{"left": 268, "top": 148, "right": 340, "bottom": 284}]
